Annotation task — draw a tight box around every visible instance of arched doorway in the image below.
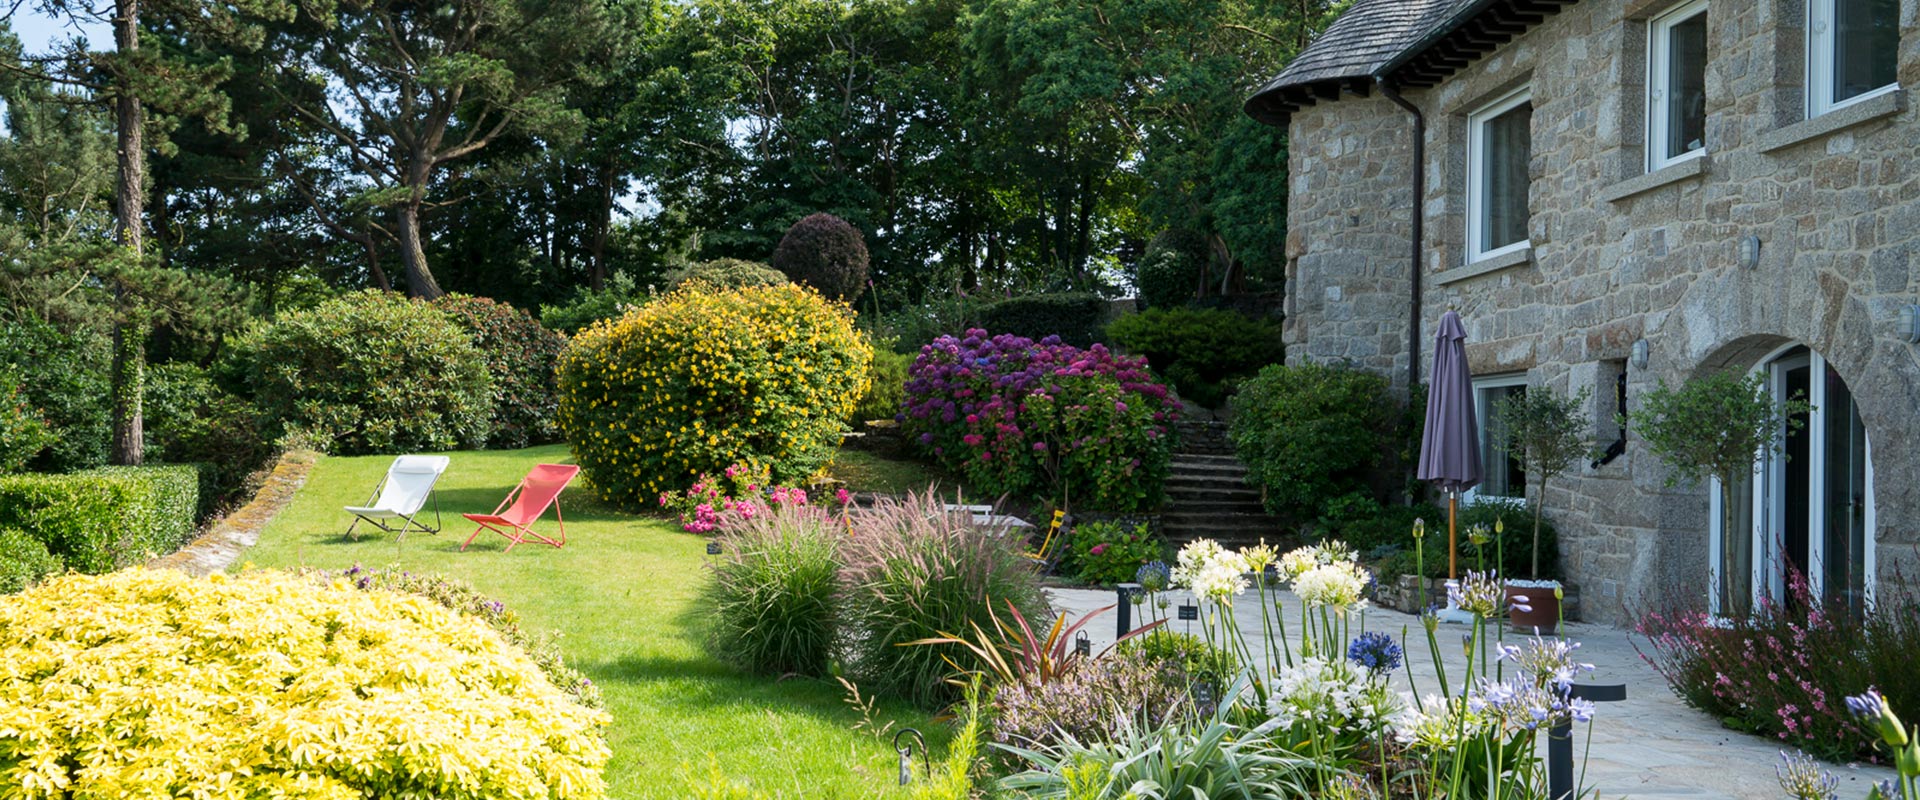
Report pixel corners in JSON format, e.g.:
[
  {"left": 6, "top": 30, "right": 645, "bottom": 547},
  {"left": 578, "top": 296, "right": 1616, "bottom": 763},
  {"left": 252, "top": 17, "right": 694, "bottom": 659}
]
[{"left": 1710, "top": 344, "right": 1875, "bottom": 618}]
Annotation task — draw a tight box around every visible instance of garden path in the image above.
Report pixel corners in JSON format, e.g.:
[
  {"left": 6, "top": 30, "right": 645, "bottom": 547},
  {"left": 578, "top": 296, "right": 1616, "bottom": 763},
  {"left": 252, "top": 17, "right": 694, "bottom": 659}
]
[{"left": 1047, "top": 585, "right": 1896, "bottom": 800}]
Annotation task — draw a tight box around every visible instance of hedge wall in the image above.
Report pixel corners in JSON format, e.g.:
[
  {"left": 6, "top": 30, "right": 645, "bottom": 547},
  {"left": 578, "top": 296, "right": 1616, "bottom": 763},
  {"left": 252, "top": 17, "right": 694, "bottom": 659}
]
[
  {"left": 974, "top": 293, "right": 1108, "bottom": 348},
  {"left": 0, "top": 465, "right": 201, "bottom": 573}
]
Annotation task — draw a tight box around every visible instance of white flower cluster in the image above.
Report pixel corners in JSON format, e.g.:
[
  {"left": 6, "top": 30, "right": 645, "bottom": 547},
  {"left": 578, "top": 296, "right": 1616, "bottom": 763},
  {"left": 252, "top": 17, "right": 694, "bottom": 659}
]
[
  {"left": 1276, "top": 541, "right": 1358, "bottom": 581},
  {"left": 1172, "top": 538, "right": 1250, "bottom": 601},
  {"left": 1265, "top": 657, "right": 1412, "bottom": 734},
  {"left": 1292, "top": 561, "right": 1371, "bottom": 611}
]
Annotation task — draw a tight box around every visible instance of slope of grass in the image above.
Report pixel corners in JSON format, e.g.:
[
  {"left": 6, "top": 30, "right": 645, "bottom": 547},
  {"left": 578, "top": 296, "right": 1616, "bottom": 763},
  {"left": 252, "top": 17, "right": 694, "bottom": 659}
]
[{"left": 243, "top": 444, "right": 939, "bottom": 799}]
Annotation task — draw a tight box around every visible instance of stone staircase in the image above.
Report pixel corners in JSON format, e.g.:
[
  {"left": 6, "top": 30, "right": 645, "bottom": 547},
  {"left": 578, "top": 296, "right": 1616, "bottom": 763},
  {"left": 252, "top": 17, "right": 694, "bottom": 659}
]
[{"left": 1159, "top": 420, "right": 1291, "bottom": 548}]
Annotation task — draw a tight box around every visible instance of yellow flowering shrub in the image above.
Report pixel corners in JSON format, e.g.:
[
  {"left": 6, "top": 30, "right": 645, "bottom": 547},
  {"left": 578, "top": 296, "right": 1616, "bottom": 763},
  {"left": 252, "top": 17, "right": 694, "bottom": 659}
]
[
  {"left": 0, "top": 569, "right": 611, "bottom": 799},
  {"left": 556, "top": 283, "right": 872, "bottom": 508}
]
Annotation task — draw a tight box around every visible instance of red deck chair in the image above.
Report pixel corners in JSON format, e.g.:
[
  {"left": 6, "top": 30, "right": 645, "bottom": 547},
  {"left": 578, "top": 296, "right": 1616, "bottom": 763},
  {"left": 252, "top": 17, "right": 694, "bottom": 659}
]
[{"left": 461, "top": 463, "right": 580, "bottom": 552}]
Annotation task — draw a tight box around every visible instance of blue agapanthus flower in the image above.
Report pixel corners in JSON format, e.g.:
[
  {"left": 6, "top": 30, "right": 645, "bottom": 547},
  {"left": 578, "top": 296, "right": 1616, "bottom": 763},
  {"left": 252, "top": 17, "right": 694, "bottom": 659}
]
[
  {"left": 1136, "top": 560, "right": 1172, "bottom": 592},
  {"left": 1347, "top": 630, "right": 1403, "bottom": 675}
]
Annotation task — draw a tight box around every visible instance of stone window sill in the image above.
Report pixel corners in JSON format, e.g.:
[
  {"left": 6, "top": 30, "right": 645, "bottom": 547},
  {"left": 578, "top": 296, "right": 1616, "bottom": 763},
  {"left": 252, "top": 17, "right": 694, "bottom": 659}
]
[
  {"left": 1600, "top": 156, "right": 1707, "bottom": 203},
  {"left": 1758, "top": 89, "right": 1907, "bottom": 153},
  {"left": 1436, "top": 247, "right": 1531, "bottom": 286}
]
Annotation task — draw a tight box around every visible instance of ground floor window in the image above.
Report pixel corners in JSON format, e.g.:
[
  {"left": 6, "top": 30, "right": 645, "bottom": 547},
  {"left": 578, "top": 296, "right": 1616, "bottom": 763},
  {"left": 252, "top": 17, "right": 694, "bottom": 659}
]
[
  {"left": 1469, "top": 374, "right": 1528, "bottom": 502},
  {"left": 1712, "top": 345, "right": 1874, "bottom": 618}
]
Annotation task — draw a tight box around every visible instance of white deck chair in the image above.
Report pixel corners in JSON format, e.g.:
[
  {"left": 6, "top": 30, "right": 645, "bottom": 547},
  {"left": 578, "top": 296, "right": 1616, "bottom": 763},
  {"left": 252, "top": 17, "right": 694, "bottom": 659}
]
[{"left": 345, "top": 455, "right": 450, "bottom": 538}]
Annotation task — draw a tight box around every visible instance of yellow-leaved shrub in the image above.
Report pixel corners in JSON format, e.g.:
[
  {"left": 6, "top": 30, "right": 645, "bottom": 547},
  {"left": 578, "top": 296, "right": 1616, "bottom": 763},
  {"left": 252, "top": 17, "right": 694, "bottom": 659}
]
[
  {"left": 556, "top": 283, "right": 872, "bottom": 508},
  {"left": 0, "top": 569, "right": 610, "bottom": 799}
]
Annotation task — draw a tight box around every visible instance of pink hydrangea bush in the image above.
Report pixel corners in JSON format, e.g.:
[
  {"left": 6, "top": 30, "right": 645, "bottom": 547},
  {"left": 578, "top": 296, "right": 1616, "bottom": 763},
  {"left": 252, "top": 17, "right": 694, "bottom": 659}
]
[
  {"left": 658, "top": 462, "right": 817, "bottom": 533},
  {"left": 900, "top": 330, "right": 1177, "bottom": 511}
]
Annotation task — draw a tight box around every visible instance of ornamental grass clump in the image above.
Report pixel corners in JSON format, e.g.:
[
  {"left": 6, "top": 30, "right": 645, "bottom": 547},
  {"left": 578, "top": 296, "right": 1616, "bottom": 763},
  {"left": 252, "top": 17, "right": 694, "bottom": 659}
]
[
  {"left": 0, "top": 568, "right": 610, "bottom": 799},
  {"left": 556, "top": 283, "right": 872, "bottom": 508},
  {"left": 901, "top": 329, "right": 1177, "bottom": 512},
  {"left": 704, "top": 502, "right": 843, "bottom": 677},
  {"left": 838, "top": 492, "right": 1047, "bottom": 707}
]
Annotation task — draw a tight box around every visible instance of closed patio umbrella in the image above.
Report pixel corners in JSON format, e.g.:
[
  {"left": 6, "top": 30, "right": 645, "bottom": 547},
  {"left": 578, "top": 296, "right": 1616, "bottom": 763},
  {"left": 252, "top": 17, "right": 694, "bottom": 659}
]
[{"left": 1417, "top": 310, "right": 1482, "bottom": 579}]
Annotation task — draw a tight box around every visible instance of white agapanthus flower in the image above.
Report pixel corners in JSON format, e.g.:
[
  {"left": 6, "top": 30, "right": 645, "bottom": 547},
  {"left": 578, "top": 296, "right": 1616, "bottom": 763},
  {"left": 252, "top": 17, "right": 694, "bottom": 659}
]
[
  {"left": 1190, "top": 555, "right": 1250, "bottom": 601},
  {"left": 1172, "top": 538, "right": 1226, "bottom": 589},
  {"left": 1276, "top": 541, "right": 1359, "bottom": 581},
  {"left": 1265, "top": 657, "right": 1409, "bottom": 734},
  {"left": 1292, "top": 561, "right": 1371, "bottom": 610}
]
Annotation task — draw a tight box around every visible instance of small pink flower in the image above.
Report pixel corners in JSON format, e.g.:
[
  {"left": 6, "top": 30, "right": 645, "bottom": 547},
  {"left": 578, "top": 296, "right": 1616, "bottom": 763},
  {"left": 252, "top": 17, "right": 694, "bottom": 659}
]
[
  {"left": 835, "top": 488, "right": 852, "bottom": 505},
  {"left": 1090, "top": 543, "right": 1109, "bottom": 556}
]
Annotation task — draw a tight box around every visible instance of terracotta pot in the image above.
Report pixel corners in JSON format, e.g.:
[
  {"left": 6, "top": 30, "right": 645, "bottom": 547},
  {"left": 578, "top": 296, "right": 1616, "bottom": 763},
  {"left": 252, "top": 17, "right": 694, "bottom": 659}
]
[{"left": 1505, "top": 584, "right": 1560, "bottom": 635}]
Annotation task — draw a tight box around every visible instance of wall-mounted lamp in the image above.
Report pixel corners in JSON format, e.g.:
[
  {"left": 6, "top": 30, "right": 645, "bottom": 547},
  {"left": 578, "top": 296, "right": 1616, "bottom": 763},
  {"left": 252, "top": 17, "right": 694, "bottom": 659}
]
[
  {"left": 1738, "top": 235, "right": 1762, "bottom": 269},
  {"left": 1630, "top": 339, "right": 1651, "bottom": 370},
  {"left": 1901, "top": 305, "right": 1920, "bottom": 344}
]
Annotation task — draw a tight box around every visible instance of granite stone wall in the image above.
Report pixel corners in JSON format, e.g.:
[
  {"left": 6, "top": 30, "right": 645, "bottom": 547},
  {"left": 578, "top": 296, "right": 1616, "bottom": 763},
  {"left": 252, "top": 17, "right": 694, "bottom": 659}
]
[{"left": 1281, "top": 0, "right": 1920, "bottom": 625}]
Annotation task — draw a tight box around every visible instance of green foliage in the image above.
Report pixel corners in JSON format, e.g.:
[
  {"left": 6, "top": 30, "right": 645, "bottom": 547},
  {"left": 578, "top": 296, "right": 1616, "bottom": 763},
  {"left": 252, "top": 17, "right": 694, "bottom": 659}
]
[
  {"left": 142, "top": 362, "right": 273, "bottom": 503},
  {"left": 1342, "top": 498, "right": 1561, "bottom": 582},
  {"left": 851, "top": 347, "right": 911, "bottom": 423},
  {"left": 556, "top": 284, "right": 871, "bottom": 507},
  {"left": 1115, "top": 630, "right": 1239, "bottom": 695},
  {"left": 913, "top": 679, "right": 987, "bottom": 800},
  {"left": 1135, "top": 230, "right": 1207, "bottom": 309},
  {"left": 0, "top": 527, "right": 62, "bottom": 595},
  {"left": 770, "top": 213, "right": 870, "bottom": 303},
  {"left": 432, "top": 294, "right": 568, "bottom": 449},
  {"left": 1492, "top": 386, "right": 1591, "bottom": 576},
  {"left": 0, "top": 316, "right": 111, "bottom": 472},
  {"left": 224, "top": 290, "right": 494, "bottom": 455},
  {"left": 0, "top": 368, "right": 53, "bottom": 474},
  {"left": 974, "top": 293, "right": 1109, "bottom": 348},
  {"left": 1105, "top": 307, "right": 1284, "bottom": 408},
  {"left": 838, "top": 493, "right": 1047, "bottom": 707},
  {"left": 1630, "top": 370, "right": 1807, "bottom": 487},
  {"left": 704, "top": 505, "right": 842, "bottom": 677},
  {"left": 665, "top": 258, "right": 790, "bottom": 292},
  {"left": 1021, "top": 375, "right": 1173, "bottom": 512},
  {"left": 1230, "top": 363, "right": 1397, "bottom": 523},
  {"left": 0, "top": 465, "right": 200, "bottom": 573},
  {"left": 1062, "top": 520, "right": 1165, "bottom": 586}
]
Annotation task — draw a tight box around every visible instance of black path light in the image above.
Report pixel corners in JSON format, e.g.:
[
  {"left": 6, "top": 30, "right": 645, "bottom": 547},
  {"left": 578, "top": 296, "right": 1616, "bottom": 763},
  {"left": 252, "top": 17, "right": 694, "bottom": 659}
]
[
  {"left": 705, "top": 540, "right": 722, "bottom": 556},
  {"left": 893, "top": 728, "right": 928, "bottom": 786},
  {"left": 1550, "top": 682, "right": 1626, "bottom": 800},
  {"left": 1074, "top": 631, "right": 1091, "bottom": 657}
]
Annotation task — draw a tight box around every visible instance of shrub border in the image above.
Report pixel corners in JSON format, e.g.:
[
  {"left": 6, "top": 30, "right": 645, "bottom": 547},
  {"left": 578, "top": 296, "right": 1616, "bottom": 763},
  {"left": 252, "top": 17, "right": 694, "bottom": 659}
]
[{"left": 147, "top": 450, "right": 319, "bottom": 577}]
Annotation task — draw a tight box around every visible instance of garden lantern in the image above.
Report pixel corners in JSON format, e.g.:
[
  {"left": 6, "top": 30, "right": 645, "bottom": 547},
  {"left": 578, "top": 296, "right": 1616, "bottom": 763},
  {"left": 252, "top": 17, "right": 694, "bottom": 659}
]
[{"left": 893, "top": 728, "right": 927, "bottom": 786}]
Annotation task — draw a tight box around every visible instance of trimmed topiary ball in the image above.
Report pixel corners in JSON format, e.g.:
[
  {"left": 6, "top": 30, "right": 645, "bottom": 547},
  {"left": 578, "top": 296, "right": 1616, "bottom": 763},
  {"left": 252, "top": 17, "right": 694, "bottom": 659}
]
[
  {"left": 769, "top": 213, "right": 870, "bottom": 303},
  {"left": 664, "top": 258, "right": 789, "bottom": 292},
  {"left": 222, "top": 289, "right": 494, "bottom": 455},
  {"left": 0, "top": 569, "right": 611, "bottom": 797},
  {"left": 556, "top": 283, "right": 872, "bottom": 508},
  {"left": 432, "top": 294, "right": 569, "bottom": 449}
]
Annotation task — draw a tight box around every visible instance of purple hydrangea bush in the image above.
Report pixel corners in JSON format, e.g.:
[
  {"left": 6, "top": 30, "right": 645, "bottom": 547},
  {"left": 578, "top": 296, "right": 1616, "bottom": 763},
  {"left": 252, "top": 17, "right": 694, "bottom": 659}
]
[{"left": 900, "top": 329, "right": 1178, "bottom": 512}]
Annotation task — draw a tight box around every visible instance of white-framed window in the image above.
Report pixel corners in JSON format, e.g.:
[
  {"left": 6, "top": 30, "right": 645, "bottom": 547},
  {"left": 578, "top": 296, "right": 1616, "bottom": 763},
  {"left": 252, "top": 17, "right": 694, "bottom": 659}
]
[
  {"left": 1467, "top": 374, "right": 1529, "bottom": 503},
  {"left": 1465, "top": 87, "right": 1532, "bottom": 262},
  {"left": 1648, "top": 0, "right": 1709, "bottom": 170},
  {"left": 1808, "top": 0, "right": 1900, "bottom": 117}
]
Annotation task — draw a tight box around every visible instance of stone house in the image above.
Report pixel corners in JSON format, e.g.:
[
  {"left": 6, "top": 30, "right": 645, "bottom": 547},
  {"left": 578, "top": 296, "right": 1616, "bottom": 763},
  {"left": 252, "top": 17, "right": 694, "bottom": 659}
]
[{"left": 1245, "top": 0, "right": 1918, "bottom": 625}]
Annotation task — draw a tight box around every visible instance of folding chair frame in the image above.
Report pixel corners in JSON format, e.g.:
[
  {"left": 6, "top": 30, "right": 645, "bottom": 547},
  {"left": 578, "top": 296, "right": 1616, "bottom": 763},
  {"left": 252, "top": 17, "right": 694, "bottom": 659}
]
[
  {"left": 345, "top": 475, "right": 444, "bottom": 539},
  {"left": 461, "top": 481, "right": 569, "bottom": 553},
  {"left": 1023, "top": 510, "right": 1071, "bottom": 575}
]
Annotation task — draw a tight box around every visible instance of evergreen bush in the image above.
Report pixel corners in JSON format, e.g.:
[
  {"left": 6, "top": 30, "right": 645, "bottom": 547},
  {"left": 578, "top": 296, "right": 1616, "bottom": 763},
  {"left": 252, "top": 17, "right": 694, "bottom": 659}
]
[
  {"left": 769, "top": 213, "right": 870, "bottom": 303},
  {"left": 0, "top": 569, "right": 611, "bottom": 798},
  {"left": 1105, "top": 307, "right": 1283, "bottom": 408},
  {"left": 0, "top": 465, "right": 201, "bottom": 573},
  {"left": 1135, "top": 229, "right": 1207, "bottom": 310},
  {"left": 0, "top": 317, "right": 110, "bottom": 471},
  {"left": 556, "top": 284, "right": 871, "bottom": 508},
  {"left": 664, "top": 258, "right": 789, "bottom": 292},
  {"left": 0, "top": 368, "right": 53, "bottom": 474},
  {"left": 223, "top": 290, "right": 494, "bottom": 455},
  {"left": 143, "top": 362, "right": 273, "bottom": 503},
  {"left": 1229, "top": 363, "right": 1397, "bottom": 523},
  {"left": 433, "top": 294, "right": 569, "bottom": 449},
  {"left": 0, "top": 527, "right": 61, "bottom": 594}
]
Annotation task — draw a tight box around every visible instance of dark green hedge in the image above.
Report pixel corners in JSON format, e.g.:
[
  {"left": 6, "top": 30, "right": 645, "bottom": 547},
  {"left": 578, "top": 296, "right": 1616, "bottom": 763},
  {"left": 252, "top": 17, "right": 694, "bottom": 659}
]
[
  {"left": 975, "top": 293, "right": 1108, "bottom": 348},
  {"left": 0, "top": 465, "right": 201, "bottom": 574},
  {"left": 0, "top": 527, "right": 61, "bottom": 594}
]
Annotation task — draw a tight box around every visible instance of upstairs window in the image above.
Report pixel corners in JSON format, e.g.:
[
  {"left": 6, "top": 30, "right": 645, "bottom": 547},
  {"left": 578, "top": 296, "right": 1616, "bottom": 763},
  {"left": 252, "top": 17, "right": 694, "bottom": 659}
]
[
  {"left": 1467, "top": 87, "right": 1532, "bottom": 262},
  {"left": 1809, "top": 0, "right": 1900, "bottom": 116},
  {"left": 1649, "top": 1, "right": 1708, "bottom": 169}
]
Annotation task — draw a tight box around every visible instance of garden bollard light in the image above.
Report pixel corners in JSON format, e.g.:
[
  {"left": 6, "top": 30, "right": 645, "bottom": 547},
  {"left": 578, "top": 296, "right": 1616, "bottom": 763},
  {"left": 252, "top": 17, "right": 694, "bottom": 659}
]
[
  {"left": 1550, "top": 682, "right": 1625, "bottom": 800},
  {"left": 1116, "top": 582, "right": 1140, "bottom": 640},
  {"left": 705, "top": 541, "right": 721, "bottom": 556},
  {"left": 893, "top": 728, "right": 927, "bottom": 786},
  {"left": 1075, "top": 631, "right": 1091, "bottom": 657}
]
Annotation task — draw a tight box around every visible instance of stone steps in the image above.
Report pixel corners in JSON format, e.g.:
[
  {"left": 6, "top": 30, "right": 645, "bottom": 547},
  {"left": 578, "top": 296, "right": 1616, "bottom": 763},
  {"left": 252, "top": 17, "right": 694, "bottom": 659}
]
[{"left": 1159, "top": 421, "right": 1287, "bottom": 548}]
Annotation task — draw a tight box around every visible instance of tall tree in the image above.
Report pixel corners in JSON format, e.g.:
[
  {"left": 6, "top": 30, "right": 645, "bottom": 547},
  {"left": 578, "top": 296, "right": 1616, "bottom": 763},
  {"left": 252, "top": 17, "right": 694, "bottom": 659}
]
[
  {"left": 4, "top": 0, "right": 300, "bottom": 464},
  {"left": 270, "top": 0, "right": 614, "bottom": 298}
]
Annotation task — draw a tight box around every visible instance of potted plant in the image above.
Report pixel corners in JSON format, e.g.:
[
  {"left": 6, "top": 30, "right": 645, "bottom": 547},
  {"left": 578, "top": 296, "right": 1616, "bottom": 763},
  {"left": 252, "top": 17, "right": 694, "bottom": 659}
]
[
  {"left": 1492, "top": 386, "right": 1589, "bottom": 634},
  {"left": 1629, "top": 370, "right": 1807, "bottom": 616}
]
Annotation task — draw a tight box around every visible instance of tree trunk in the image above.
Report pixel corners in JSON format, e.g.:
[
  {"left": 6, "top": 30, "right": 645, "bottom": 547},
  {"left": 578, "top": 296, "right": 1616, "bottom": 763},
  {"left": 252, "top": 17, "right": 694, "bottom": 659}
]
[
  {"left": 108, "top": 0, "right": 146, "bottom": 467},
  {"left": 395, "top": 202, "right": 444, "bottom": 299},
  {"left": 589, "top": 170, "right": 613, "bottom": 291},
  {"left": 363, "top": 237, "right": 391, "bottom": 292}
]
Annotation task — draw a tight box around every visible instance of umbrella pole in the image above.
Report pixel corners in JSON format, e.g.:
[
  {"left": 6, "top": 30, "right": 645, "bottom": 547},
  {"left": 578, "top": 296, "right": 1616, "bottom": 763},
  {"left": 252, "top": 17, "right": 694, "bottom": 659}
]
[{"left": 1448, "top": 490, "right": 1458, "bottom": 580}]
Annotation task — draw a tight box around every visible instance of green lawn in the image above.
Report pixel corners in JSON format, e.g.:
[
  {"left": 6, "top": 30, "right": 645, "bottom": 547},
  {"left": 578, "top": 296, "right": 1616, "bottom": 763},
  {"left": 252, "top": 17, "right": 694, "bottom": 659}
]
[{"left": 243, "top": 444, "right": 941, "bottom": 799}]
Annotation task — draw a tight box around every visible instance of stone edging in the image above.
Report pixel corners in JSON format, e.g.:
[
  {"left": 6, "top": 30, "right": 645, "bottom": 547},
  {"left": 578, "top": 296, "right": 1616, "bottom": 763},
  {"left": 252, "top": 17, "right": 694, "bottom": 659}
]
[{"left": 146, "top": 450, "right": 321, "bottom": 577}]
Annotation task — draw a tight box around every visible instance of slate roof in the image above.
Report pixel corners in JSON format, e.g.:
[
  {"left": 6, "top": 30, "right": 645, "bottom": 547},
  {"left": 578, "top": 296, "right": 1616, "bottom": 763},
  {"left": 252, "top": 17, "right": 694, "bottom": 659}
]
[{"left": 1245, "top": 0, "right": 1576, "bottom": 125}]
